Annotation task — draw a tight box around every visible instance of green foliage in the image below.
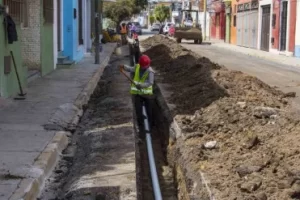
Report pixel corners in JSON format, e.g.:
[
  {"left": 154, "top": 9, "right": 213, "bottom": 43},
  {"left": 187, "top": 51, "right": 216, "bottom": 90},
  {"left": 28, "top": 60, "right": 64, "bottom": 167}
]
[
  {"left": 149, "top": 15, "right": 155, "bottom": 26},
  {"left": 135, "top": 0, "right": 148, "bottom": 9},
  {"left": 104, "top": 0, "right": 147, "bottom": 23},
  {"left": 154, "top": 5, "right": 170, "bottom": 23}
]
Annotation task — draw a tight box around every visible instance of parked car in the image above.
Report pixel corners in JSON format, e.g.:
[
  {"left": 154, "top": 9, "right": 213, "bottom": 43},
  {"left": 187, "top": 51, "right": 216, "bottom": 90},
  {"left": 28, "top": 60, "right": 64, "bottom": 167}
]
[
  {"left": 151, "top": 23, "right": 161, "bottom": 31},
  {"left": 163, "top": 22, "right": 174, "bottom": 34},
  {"left": 133, "top": 22, "right": 142, "bottom": 35}
]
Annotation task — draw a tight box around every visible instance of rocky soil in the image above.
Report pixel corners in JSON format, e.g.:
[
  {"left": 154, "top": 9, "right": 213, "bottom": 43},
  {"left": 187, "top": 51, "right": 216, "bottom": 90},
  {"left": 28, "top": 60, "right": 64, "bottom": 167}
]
[{"left": 141, "top": 35, "right": 300, "bottom": 200}]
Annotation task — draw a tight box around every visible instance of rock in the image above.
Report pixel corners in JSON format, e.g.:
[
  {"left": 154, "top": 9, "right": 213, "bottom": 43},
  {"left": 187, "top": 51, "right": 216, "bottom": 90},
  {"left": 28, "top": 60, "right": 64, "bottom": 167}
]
[
  {"left": 47, "top": 103, "right": 82, "bottom": 131},
  {"left": 240, "top": 179, "right": 262, "bottom": 193},
  {"left": 236, "top": 165, "right": 262, "bottom": 177},
  {"left": 255, "top": 192, "right": 268, "bottom": 200},
  {"left": 253, "top": 107, "right": 277, "bottom": 118},
  {"left": 244, "top": 135, "right": 260, "bottom": 149},
  {"left": 203, "top": 141, "right": 217, "bottom": 149},
  {"left": 281, "top": 98, "right": 289, "bottom": 104},
  {"left": 237, "top": 102, "right": 247, "bottom": 109},
  {"left": 283, "top": 92, "right": 296, "bottom": 98},
  {"left": 63, "top": 154, "right": 74, "bottom": 162}
]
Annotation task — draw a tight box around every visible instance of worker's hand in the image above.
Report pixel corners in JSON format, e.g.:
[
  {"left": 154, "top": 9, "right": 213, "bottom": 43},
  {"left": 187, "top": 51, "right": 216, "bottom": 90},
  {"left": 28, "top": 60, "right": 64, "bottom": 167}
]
[
  {"left": 136, "top": 84, "right": 142, "bottom": 90},
  {"left": 119, "top": 65, "right": 124, "bottom": 72}
]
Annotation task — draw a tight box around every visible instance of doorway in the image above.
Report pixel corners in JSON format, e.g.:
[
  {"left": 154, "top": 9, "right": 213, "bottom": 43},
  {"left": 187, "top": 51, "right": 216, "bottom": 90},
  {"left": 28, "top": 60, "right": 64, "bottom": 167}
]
[
  {"left": 280, "top": 1, "right": 288, "bottom": 51},
  {"left": 260, "top": 5, "right": 271, "bottom": 51}
]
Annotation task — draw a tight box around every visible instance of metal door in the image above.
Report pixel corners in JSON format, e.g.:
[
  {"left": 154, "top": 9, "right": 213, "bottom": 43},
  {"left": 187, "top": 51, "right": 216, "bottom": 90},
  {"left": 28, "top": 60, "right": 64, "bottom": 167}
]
[
  {"left": 244, "top": 11, "right": 250, "bottom": 47},
  {"left": 251, "top": 10, "right": 258, "bottom": 49},
  {"left": 280, "top": 1, "right": 288, "bottom": 51},
  {"left": 260, "top": 5, "right": 271, "bottom": 51},
  {"left": 237, "top": 12, "right": 242, "bottom": 45}
]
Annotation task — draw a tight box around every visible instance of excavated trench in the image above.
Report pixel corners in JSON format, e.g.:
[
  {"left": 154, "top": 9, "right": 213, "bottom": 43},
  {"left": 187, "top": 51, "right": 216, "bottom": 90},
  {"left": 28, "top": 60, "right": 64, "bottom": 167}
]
[
  {"left": 40, "top": 46, "right": 188, "bottom": 200},
  {"left": 135, "top": 83, "right": 195, "bottom": 200},
  {"left": 135, "top": 90, "right": 177, "bottom": 200}
]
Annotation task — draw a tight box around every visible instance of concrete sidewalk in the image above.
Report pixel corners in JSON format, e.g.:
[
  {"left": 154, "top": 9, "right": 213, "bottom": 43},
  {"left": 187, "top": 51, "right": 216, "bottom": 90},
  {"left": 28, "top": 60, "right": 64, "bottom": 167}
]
[
  {"left": 206, "top": 40, "right": 300, "bottom": 68},
  {"left": 0, "top": 43, "right": 116, "bottom": 200}
]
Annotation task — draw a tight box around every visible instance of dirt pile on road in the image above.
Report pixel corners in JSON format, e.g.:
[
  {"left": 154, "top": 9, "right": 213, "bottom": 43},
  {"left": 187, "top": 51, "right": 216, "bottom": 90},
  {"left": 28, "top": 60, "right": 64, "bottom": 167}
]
[{"left": 141, "top": 35, "right": 300, "bottom": 200}]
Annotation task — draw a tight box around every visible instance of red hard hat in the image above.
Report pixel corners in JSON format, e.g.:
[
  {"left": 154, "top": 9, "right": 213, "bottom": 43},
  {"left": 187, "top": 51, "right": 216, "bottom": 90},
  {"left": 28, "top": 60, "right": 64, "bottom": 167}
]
[{"left": 139, "top": 55, "right": 151, "bottom": 69}]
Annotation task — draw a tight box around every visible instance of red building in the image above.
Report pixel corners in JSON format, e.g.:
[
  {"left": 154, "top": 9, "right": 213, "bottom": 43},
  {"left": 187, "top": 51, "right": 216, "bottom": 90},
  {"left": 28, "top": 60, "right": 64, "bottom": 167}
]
[
  {"left": 210, "top": 0, "right": 226, "bottom": 40},
  {"left": 260, "top": 0, "right": 297, "bottom": 55}
]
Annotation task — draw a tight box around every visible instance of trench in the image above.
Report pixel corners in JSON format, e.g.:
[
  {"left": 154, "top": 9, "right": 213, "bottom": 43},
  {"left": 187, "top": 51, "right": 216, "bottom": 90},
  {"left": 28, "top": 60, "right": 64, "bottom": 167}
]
[
  {"left": 134, "top": 83, "right": 191, "bottom": 200},
  {"left": 39, "top": 45, "right": 188, "bottom": 200}
]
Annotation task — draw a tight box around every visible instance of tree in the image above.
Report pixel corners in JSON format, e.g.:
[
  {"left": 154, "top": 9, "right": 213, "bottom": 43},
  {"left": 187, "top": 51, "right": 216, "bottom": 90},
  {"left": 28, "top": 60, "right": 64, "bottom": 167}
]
[
  {"left": 149, "top": 15, "right": 155, "bottom": 26},
  {"left": 104, "top": 0, "right": 147, "bottom": 25},
  {"left": 154, "top": 5, "right": 170, "bottom": 23}
]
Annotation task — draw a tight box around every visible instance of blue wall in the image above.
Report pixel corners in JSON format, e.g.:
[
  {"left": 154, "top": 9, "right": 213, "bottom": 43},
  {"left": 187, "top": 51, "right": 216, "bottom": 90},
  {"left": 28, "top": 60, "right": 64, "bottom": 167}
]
[
  {"left": 295, "top": 46, "right": 300, "bottom": 58},
  {"left": 63, "top": 0, "right": 84, "bottom": 62}
]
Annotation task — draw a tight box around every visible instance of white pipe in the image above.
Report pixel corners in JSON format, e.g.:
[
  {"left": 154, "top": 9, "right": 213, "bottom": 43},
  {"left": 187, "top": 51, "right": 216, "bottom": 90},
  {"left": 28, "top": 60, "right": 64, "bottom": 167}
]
[{"left": 142, "top": 105, "right": 163, "bottom": 200}]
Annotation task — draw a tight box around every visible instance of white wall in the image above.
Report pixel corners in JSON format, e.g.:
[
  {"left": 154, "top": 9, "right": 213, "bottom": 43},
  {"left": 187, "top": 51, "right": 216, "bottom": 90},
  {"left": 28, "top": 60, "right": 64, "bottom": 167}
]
[{"left": 198, "top": 12, "right": 210, "bottom": 38}]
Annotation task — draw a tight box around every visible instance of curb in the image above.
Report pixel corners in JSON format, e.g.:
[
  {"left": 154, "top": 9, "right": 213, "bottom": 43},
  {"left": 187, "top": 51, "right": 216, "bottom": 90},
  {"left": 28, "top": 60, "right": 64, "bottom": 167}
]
[
  {"left": 9, "top": 131, "right": 69, "bottom": 200},
  {"left": 211, "top": 43, "right": 300, "bottom": 68},
  {"left": 74, "top": 44, "right": 117, "bottom": 110},
  {"left": 68, "top": 44, "right": 117, "bottom": 131},
  {"left": 10, "top": 44, "right": 117, "bottom": 200}
]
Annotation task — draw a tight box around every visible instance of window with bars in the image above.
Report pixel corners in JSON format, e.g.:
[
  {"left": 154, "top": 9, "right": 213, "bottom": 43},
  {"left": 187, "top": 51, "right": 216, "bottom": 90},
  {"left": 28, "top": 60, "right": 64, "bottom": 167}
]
[
  {"left": 43, "top": 0, "right": 53, "bottom": 24},
  {"left": 3, "top": 0, "right": 28, "bottom": 27}
]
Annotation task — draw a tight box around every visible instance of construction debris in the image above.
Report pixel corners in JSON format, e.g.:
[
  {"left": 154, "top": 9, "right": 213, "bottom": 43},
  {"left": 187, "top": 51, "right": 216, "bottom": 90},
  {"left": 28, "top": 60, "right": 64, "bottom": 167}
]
[{"left": 141, "top": 35, "right": 300, "bottom": 200}]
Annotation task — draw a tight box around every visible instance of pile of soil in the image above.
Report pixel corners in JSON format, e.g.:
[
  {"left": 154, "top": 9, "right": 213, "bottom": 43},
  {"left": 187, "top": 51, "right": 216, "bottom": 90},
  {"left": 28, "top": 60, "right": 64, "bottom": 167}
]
[{"left": 141, "top": 35, "right": 300, "bottom": 200}]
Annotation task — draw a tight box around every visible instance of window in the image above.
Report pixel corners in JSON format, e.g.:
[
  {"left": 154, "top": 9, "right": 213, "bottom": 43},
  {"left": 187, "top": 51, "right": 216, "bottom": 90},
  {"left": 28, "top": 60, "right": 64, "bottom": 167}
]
[
  {"left": 3, "top": 0, "right": 22, "bottom": 24},
  {"left": 78, "top": 0, "right": 84, "bottom": 45},
  {"left": 272, "top": 14, "right": 276, "bottom": 28},
  {"left": 43, "top": 0, "right": 54, "bottom": 24},
  {"left": 233, "top": 15, "right": 236, "bottom": 27}
]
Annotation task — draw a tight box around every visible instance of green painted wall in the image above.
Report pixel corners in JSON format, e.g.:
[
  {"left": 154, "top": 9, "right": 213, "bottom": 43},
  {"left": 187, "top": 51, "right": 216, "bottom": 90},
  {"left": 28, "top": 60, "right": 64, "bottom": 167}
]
[
  {"left": 0, "top": 0, "right": 26, "bottom": 97},
  {"left": 40, "top": 0, "right": 54, "bottom": 76},
  {"left": 225, "top": 14, "right": 231, "bottom": 43}
]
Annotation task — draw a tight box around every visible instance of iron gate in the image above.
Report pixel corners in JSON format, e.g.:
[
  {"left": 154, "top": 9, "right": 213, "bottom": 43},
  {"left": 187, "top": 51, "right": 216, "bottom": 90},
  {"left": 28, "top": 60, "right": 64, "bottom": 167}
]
[
  {"left": 280, "top": 1, "right": 288, "bottom": 51},
  {"left": 260, "top": 5, "right": 271, "bottom": 51}
]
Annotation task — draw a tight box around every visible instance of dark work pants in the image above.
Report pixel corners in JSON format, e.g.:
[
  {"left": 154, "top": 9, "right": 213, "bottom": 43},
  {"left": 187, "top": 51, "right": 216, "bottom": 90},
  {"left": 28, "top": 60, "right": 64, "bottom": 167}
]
[{"left": 133, "top": 95, "right": 153, "bottom": 139}]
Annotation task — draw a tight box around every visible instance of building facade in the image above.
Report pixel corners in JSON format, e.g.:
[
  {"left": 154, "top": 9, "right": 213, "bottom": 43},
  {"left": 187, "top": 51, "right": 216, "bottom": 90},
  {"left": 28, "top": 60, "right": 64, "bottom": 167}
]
[
  {"left": 0, "top": 0, "right": 26, "bottom": 97},
  {"left": 0, "top": 0, "right": 92, "bottom": 98},
  {"left": 210, "top": 0, "right": 226, "bottom": 40}
]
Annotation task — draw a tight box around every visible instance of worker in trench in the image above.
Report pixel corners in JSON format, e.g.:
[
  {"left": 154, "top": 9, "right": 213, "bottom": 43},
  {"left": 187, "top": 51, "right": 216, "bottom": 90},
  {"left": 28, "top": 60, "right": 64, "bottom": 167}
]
[{"left": 120, "top": 55, "right": 155, "bottom": 141}]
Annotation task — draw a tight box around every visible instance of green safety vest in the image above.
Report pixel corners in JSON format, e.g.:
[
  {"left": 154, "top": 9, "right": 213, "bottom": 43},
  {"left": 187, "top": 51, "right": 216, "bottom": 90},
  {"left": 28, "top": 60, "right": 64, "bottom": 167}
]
[{"left": 130, "top": 64, "right": 153, "bottom": 95}]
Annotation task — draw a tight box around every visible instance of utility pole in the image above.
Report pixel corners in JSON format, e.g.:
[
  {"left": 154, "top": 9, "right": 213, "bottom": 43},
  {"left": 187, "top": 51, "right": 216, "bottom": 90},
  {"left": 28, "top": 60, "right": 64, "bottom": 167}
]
[
  {"left": 203, "top": 0, "right": 207, "bottom": 40},
  {"left": 94, "top": 0, "right": 100, "bottom": 64}
]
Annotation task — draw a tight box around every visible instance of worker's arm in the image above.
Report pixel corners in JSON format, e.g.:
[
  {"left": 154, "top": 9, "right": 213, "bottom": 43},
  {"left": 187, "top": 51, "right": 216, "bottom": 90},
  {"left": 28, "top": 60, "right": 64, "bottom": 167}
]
[
  {"left": 122, "top": 65, "right": 135, "bottom": 73},
  {"left": 139, "top": 70, "right": 154, "bottom": 88}
]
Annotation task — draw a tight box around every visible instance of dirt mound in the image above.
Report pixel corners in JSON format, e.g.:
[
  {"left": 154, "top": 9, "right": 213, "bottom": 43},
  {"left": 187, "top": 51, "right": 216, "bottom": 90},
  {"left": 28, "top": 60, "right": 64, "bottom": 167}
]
[{"left": 141, "top": 35, "right": 300, "bottom": 200}]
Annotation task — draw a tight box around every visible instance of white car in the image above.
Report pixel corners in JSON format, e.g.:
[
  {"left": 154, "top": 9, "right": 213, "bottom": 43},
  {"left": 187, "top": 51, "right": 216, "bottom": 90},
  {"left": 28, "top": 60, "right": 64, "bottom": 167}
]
[
  {"left": 151, "top": 23, "right": 161, "bottom": 31},
  {"left": 163, "top": 23, "right": 174, "bottom": 34}
]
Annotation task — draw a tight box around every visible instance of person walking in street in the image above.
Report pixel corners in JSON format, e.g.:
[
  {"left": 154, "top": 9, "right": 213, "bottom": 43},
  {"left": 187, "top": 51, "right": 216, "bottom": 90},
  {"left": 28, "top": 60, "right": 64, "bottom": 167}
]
[
  {"left": 119, "top": 55, "right": 155, "bottom": 139},
  {"left": 120, "top": 22, "right": 127, "bottom": 45}
]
